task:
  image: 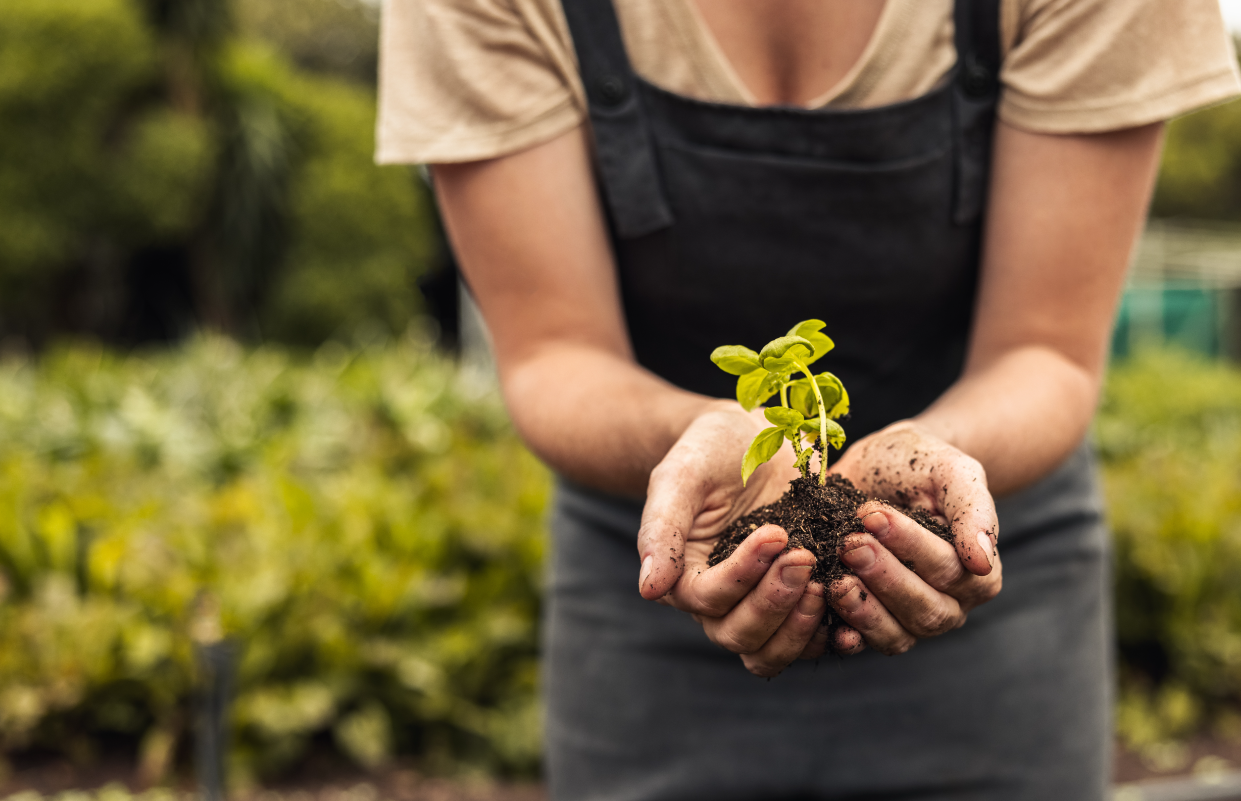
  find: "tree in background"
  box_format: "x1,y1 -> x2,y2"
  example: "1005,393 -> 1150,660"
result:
235,0 -> 381,86
1150,39 -> 1241,223
0,0 -> 432,348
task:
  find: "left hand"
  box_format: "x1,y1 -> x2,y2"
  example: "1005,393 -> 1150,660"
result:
827,421 -> 1002,655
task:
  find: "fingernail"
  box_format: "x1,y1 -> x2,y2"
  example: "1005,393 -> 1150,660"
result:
781,564 -> 812,589
861,511 -> 889,537
835,583 -> 864,613
797,589 -> 824,615
841,544 -> 875,570
976,532 -> 993,568
639,555 -> 652,590
757,540 -> 785,560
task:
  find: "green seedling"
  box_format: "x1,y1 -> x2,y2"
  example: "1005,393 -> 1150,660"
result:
710,319 -> 849,486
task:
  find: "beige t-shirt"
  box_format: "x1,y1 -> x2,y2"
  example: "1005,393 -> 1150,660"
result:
376,0 -> 1241,164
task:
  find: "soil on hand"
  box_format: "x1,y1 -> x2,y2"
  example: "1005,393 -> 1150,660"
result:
707,474 -> 955,588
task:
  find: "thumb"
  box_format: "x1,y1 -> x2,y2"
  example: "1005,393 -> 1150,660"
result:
636,462 -> 701,600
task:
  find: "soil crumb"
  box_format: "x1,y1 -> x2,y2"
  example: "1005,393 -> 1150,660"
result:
707,475 -> 955,588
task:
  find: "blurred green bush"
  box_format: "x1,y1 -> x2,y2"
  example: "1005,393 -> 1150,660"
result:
1150,37 -> 1241,223
1098,349 -> 1241,764
0,0 -> 432,346
3,340 -> 1241,780
0,335 -> 549,783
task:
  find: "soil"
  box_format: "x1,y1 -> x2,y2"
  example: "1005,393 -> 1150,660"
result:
707,474 -> 955,588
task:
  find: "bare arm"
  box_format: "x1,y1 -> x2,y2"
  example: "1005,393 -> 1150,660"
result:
433,126 -> 713,497
914,120 -> 1165,495
435,127 -> 832,674
823,120 -> 1165,656
434,118 -> 1165,673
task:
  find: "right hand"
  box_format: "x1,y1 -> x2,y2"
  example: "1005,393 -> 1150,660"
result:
637,401 -> 863,676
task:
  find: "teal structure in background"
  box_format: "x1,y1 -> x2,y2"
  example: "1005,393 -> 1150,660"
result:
1110,221 -> 1241,361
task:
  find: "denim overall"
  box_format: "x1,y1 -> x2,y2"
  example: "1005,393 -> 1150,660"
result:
545,0 -> 1111,797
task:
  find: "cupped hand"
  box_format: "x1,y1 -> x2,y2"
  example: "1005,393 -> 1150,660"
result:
828,421 -> 1002,655
637,401 -> 855,676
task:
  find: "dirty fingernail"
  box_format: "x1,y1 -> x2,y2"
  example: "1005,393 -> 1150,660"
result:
835,583 -> 864,613
757,540 -> 785,560
841,544 -> 875,570
638,555 -> 652,590
976,532 -> 993,568
797,590 -> 824,616
781,564 -> 812,588
861,511 -> 889,537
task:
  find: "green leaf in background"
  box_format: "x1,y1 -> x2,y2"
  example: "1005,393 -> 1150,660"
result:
788,373 -> 846,418
741,426 -> 785,485
787,379 -> 814,418
736,368 -> 780,411
0,334 -> 549,780
817,373 -> 849,418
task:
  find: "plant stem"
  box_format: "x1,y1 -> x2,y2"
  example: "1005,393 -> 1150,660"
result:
793,359 -> 830,485
780,381 -> 809,479
790,428 -> 808,479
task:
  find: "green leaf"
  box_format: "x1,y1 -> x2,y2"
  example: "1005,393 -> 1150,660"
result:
820,417 -> 847,449
710,345 -> 761,376
764,407 -> 804,428
788,320 -> 827,338
799,417 -> 845,449
787,320 -> 835,366
815,373 -> 846,416
786,374 -> 845,418
787,379 -> 815,417
815,373 -> 849,418
758,336 -> 813,368
741,426 -> 784,485
761,356 -> 798,375
736,368 -> 780,411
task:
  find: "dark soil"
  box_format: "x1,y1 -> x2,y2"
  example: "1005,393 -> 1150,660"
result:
707,474 -> 954,588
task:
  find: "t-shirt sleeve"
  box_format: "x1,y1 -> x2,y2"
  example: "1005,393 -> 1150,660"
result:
998,0 -> 1241,134
376,0 -> 586,164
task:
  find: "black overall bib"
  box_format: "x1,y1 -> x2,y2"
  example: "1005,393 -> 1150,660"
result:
546,1 -> 1112,798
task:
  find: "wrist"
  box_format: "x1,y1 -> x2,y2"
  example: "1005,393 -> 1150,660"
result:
899,415 -> 960,451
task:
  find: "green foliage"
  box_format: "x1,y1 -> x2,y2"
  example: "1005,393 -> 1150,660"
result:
0,0 -> 433,346
1098,348 -> 1241,761
236,0 -> 380,85
1151,41 -> 1241,222
0,0 -> 158,279
4,788 -> 190,801
0,335 -> 549,781
711,319 -> 848,485
216,44 -> 434,344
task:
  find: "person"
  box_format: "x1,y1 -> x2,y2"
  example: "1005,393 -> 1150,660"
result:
378,1 -> 1241,798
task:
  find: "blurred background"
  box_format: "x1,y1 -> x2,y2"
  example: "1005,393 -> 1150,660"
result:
3,0 -> 1241,798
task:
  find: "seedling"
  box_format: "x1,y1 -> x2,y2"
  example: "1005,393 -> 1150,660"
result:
710,320 -> 849,486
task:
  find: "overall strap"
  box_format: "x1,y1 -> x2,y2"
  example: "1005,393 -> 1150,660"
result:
561,0 -> 674,239
951,0 -> 1002,225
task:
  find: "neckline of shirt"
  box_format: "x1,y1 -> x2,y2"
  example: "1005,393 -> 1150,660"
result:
673,0 -> 901,109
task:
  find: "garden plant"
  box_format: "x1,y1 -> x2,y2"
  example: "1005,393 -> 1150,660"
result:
706,319 -> 954,591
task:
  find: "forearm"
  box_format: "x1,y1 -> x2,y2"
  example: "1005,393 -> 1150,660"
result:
912,345 -> 1099,496
914,122 -> 1165,496
500,343 -> 723,495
